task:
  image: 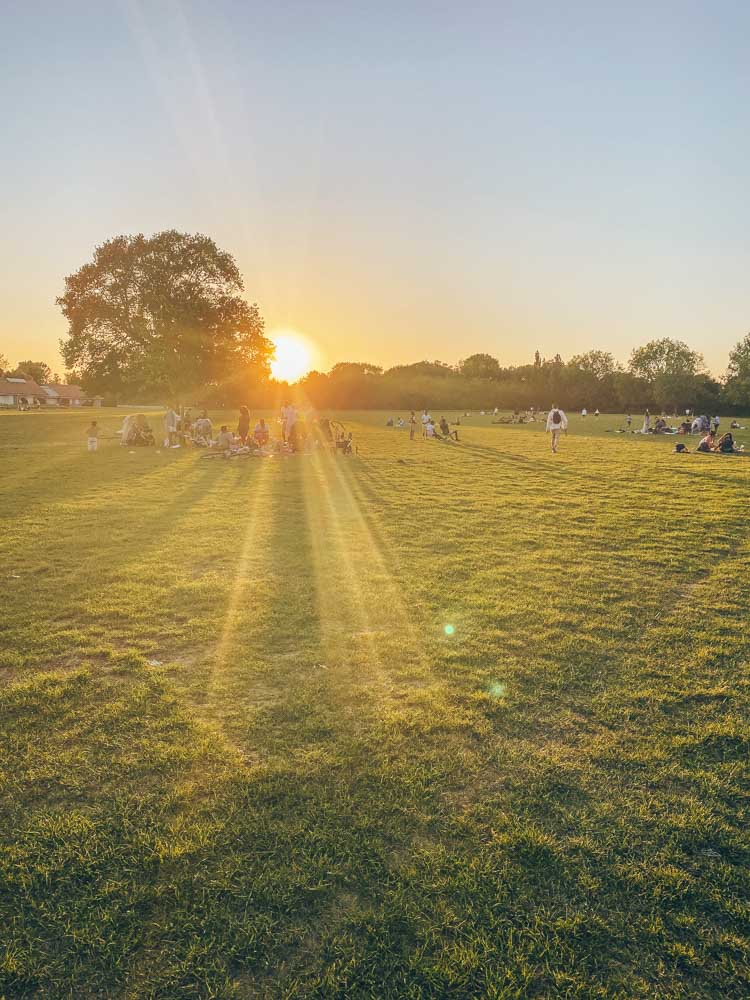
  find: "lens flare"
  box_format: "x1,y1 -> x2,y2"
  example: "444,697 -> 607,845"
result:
444,624 -> 455,636
488,682 -> 507,699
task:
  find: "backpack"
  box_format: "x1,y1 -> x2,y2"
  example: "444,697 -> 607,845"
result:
552,409 -> 562,425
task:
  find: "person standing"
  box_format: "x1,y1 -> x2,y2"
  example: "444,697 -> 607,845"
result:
626,413 -> 632,429
237,405 -> 250,444
281,402 -> 297,443
421,409 -> 430,438
86,420 -> 100,452
642,409 -> 651,433
409,410 -> 417,441
546,405 -> 568,453
163,407 -> 179,447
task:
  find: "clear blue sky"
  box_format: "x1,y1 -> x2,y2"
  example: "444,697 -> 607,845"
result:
2,0 -> 749,375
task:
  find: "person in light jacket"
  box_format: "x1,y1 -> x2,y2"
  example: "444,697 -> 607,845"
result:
546,405 -> 568,453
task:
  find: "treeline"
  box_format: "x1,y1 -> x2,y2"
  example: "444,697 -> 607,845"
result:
229,338 -> 750,414
50,230 -> 750,413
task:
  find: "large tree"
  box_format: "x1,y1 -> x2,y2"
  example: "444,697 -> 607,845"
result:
13,360 -> 52,385
724,332 -> 750,407
459,353 -> 501,380
0,353 -> 8,374
57,230 -> 272,399
628,338 -> 704,382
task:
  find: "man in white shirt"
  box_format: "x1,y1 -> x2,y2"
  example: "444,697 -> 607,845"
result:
546,405 -> 568,453
421,410 -> 431,438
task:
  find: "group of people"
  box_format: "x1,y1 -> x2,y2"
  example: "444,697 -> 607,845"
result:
679,430 -> 744,455
93,404 -> 745,461
385,411 -> 459,442
113,404 -> 354,459
636,410 -> 745,439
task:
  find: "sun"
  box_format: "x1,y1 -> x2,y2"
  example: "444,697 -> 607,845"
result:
269,331 -> 316,383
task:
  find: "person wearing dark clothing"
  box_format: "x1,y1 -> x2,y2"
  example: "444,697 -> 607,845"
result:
237,405 -> 251,444
439,416 -> 458,441
715,432 -> 737,454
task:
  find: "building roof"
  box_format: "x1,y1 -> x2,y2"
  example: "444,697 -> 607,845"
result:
43,383 -> 86,399
0,377 -> 45,397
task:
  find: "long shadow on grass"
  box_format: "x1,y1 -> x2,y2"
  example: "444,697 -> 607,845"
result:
460,439 -> 587,481
2,461 -> 237,666
0,449 -> 197,526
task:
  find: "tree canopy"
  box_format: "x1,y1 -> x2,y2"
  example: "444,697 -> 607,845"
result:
725,332 -> 750,406
569,350 -> 620,380
13,361 -> 53,385
459,353 -> 502,380
628,338 -> 704,382
57,230 -> 272,400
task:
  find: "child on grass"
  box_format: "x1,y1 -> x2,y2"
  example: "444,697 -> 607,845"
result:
86,420 -> 100,452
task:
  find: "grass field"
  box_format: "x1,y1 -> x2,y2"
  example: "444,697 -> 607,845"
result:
2,408 -> 750,998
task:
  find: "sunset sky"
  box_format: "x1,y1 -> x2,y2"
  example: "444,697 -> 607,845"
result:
2,1 -> 750,377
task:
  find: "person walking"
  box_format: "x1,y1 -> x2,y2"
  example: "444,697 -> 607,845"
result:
546,405 -> 568,453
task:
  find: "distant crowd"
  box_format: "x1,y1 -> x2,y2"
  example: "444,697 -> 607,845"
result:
98,404 -> 355,458
80,404 -> 745,460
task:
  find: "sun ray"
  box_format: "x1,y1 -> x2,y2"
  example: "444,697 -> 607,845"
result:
207,454 -> 276,701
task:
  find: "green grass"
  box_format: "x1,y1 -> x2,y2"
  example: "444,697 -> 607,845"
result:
1,408 -> 749,998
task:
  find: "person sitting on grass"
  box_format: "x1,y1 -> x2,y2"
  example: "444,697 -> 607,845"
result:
335,428 -> 353,454
254,418 -> 269,447
122,413 -> 155,447
439,416 -> 458,441
714,431 -> 739,454
696,431 -> 715,453
216,425 -> 235,454
193,411 -> 213,446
